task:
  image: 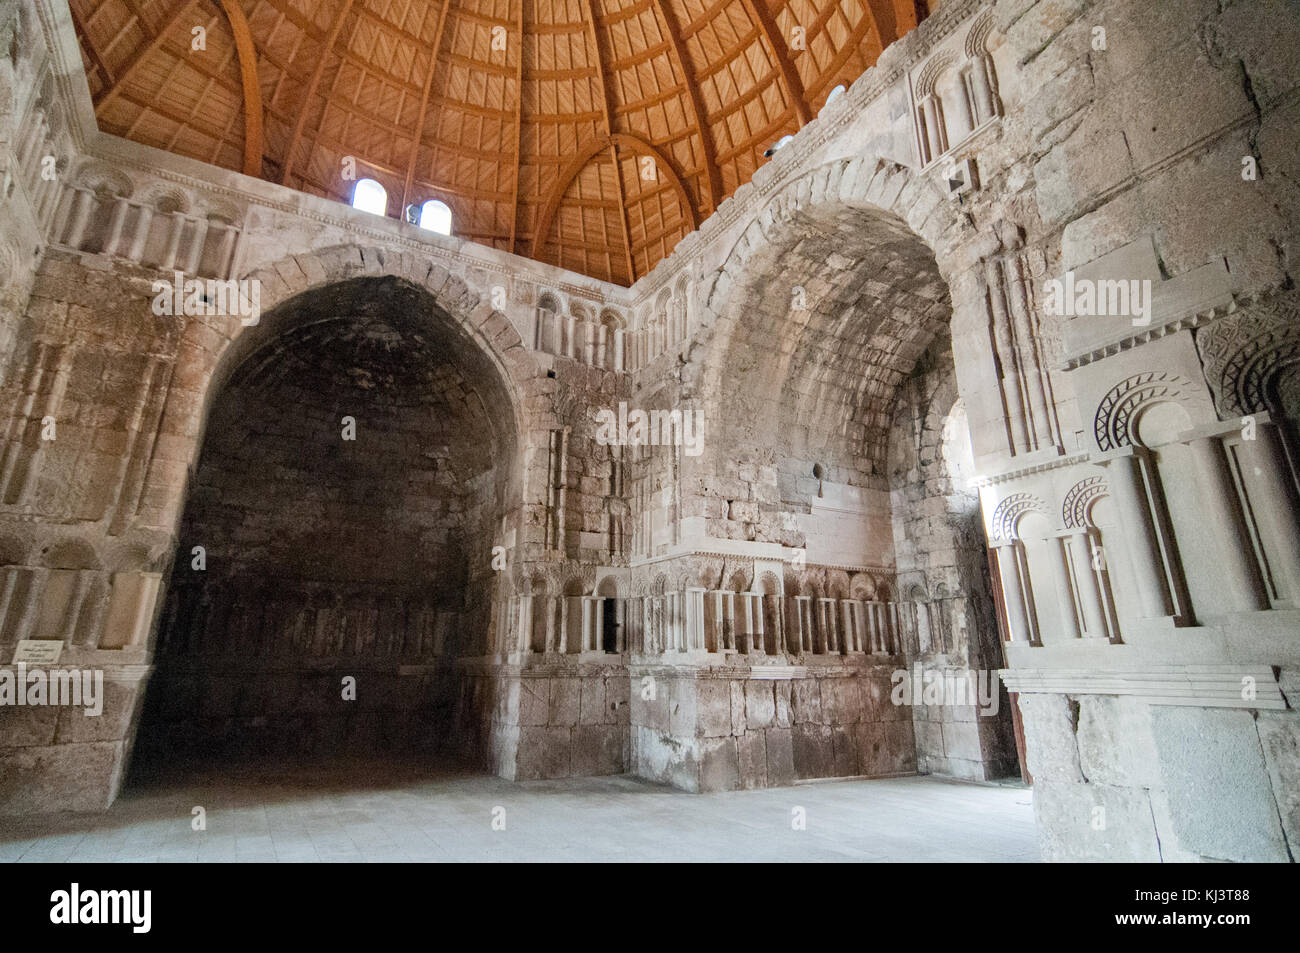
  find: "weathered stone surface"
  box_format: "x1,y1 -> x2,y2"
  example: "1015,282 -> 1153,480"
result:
1256,710 -> 1300,856
1033,779 -> 1163,863
1150,707 -> 1290,863
1018,694 -> 1084,783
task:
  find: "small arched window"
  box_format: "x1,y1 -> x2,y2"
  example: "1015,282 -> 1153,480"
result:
825,84 -> 846,107
352,178 -> 388,216
419,199 -> 452,235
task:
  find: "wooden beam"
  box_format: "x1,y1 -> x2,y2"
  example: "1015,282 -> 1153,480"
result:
530,132 -> 699,264
580,0 -> 636,282
69,3 -> 116,87
216,0 -> 264,178
867,0 -> 901,45
739,0 -> 812,126
93,0 -> 197,110
399,0 -> 455,210
281,0 -> 355,187
508,0 -> 527,254
806,6 -> 890,105
650,0 -> 723,213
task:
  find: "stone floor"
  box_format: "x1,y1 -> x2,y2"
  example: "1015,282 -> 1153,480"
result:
0,758 -> 1039,862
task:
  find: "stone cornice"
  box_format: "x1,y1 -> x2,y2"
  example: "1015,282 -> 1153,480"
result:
969,451 -> 1093,488
1061,285 -> 1290,371
999,665 -> 1287,709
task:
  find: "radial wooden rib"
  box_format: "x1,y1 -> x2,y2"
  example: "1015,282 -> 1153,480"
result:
280,0 -> 355,186
739,0 -> 811,126
650,0 -> 722,213
531,132 -> 698,264
580,0 -> 634,282
93,0 -> 197,109
400,0 -> 454,211
215,0 -> 264,177
508,0 -> 527,253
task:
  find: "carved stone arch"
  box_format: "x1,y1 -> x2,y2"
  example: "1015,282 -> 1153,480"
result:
699,155 -> 965,481
136,183 -> 191,214
654,286 -> 672,318
826,569 -> 850,599
1195,291 -> 1300,420
1093,372 -> 1198,451
783,567 -> 802,595
1062,475 -> 1109,530
111,543 -> 162,573
964,9 -> 997,58
73,161 -> 133,198
160,244 -> 539,576
41,538 -> 100,570
756,571 -> 781,596
706,157 -> 964,316
915,49 -> 959,101
990,492 -> 1052,541
849,572 -> 876,600
199,197 -> 243,227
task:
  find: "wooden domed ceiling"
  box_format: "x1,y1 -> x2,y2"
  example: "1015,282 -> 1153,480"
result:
70,0 -> 925,285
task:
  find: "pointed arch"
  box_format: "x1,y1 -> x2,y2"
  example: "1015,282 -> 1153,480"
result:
530,133 -> 700,265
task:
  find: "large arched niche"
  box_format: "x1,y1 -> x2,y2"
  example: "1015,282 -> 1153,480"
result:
689,164 -> 959,552
134,270 -> 527,772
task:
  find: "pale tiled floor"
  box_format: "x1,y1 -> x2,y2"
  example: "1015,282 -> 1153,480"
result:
0,758 -> 1039,862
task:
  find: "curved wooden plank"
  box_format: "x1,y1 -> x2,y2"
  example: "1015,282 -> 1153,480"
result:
216,0 -> 264,177
530,132 -> 699,264
650,0 -> 723,213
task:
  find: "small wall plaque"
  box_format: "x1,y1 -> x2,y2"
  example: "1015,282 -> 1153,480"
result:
11,640 -> 64,665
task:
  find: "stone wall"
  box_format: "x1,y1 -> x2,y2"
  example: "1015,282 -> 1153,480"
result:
629,664 -> 917,792
888,335 -> 1019,780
